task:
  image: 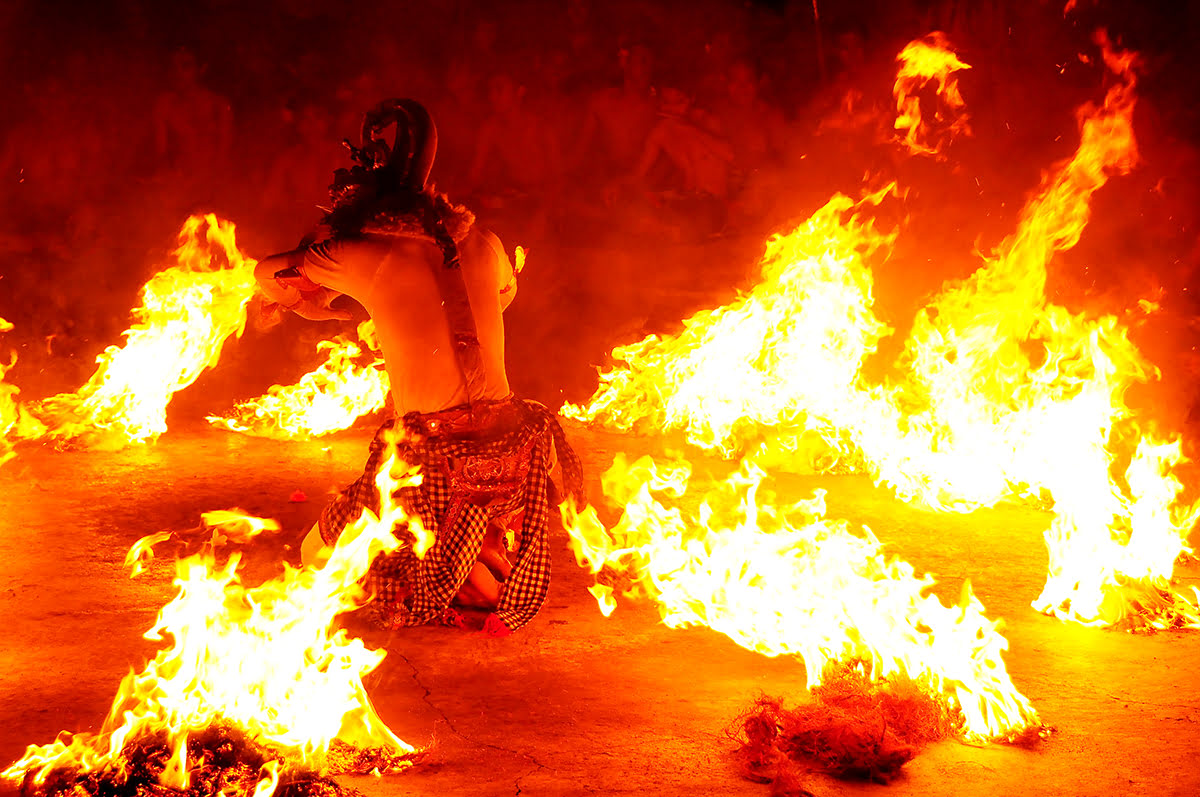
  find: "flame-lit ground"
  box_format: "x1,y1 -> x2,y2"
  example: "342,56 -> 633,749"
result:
3,424 -> 1198,796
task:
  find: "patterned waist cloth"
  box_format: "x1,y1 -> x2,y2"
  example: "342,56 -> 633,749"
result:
319,397 -> 584,633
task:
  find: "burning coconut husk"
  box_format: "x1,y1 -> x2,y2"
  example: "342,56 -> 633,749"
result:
732,664 -> 979,796
563,451 -> 1043,742
557,28 -> 1176,779
3,442 -> 426,797
10,725 -> 416,797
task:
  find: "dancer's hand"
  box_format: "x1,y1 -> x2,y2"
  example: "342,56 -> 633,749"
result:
290,288 -> 353,321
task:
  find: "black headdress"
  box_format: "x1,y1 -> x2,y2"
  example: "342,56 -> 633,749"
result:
323,99 -> 451,237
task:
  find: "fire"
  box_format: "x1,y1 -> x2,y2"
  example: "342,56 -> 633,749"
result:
563,452 -> 1041,741
3,436 -> 424,796
210,242 -> 529,442
0,317 -> 47,467
874,37 -> 1200,627
29,214 -> 258,449
208,320 -> 389,440
567,31 -> 1198,642
893,32 -> 972,157
563,184 -> 898,459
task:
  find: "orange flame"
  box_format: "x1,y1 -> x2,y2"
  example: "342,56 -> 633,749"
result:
563,452 -> 1041,741
567,30 -> 1197,648
563,183 -> 899,457
208,320 -> 389,440
2,437 -> 424,795
893,32 -> 972,157
0,318 -> 47,467
211,243 -> 529,442
28,215 -> 257,449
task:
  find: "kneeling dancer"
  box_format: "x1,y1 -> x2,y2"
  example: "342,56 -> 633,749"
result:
255,99 -> 583,634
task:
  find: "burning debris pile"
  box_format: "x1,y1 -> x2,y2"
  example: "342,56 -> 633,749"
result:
11,726 -> 395,797
1,17 -> 1196,796
2,451 -> 425,797
563,453 -> 1040,741
556,29 -> 1200,786
734,664 -> 963,795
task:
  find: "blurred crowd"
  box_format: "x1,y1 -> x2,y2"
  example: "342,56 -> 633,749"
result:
3,0 -> 1200,403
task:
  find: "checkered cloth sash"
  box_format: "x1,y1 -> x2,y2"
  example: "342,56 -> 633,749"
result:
319,398 -> 584,631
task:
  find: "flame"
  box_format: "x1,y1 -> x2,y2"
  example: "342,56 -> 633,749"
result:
29,215 -> 258,449
567,30 -> 1198,646
563,183 -> 898,458
3,434 -> 424,795
0,318 -> 47,467
211,241 -> 530,442
199,509 -> 284,544
893,32 -> 972,157
563,452 -> 1041,741
208,320 -> 389,440
876,36 -> 1200,627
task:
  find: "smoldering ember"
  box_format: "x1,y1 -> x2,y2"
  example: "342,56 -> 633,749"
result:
2,1 -> 1200,795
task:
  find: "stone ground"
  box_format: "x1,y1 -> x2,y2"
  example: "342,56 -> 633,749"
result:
2,423 -> 1199,797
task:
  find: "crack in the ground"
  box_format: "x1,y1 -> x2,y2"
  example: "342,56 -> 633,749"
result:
395,649 -> 550,795
1107,693 -> 1200,713
513,763 -> 543,796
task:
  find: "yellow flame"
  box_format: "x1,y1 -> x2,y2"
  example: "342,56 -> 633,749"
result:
199,509 -> 283,545
564,183 -> 899,457
563,452 -> 1041,741
124,530 -> 174,578
0,318 -> 47,467
2,436 -> 424,794
28,215 -> 257,449
208,320 -> 389,440
893,32 -> 972,157
213,241 -> 530,442
568,33 -> 1198,642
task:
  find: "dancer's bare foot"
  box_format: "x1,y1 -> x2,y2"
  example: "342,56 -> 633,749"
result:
455,562 -> 501,608
477,524 -> 513,582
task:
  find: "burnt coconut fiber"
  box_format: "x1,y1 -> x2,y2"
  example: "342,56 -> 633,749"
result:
733,663 -> 958,796
13,724 -> 424,797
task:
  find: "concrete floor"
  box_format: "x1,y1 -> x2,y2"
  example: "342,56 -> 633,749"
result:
2,424 -> 1200,797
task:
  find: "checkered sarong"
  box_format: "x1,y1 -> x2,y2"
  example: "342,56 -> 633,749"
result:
319,398 -> 583,632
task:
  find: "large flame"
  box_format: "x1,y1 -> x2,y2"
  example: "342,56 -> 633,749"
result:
563,451 -> 1040,741
208,320 -> 389,440
567,31 -> 1198,640
893,32 -> 972,157
3,436 -> 424,796
564,184 -> 898,458
29,215 -> 257,449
